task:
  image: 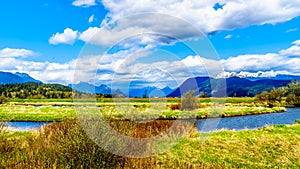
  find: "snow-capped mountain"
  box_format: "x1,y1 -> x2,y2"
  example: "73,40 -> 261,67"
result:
217,71 -> 300,81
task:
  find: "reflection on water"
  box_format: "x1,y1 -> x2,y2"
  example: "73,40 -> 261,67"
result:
197,108 -> 300,132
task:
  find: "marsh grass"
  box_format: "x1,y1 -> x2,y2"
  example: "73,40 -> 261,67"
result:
0,119 -> 194,168
0,104 -> 76,122
1,118 -> 300,168
0,120 -> 123,168
0,122 -> 6,134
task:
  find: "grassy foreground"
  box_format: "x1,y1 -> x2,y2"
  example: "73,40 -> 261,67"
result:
1,119 -> 300,168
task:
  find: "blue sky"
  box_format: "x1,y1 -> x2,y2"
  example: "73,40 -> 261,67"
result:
0,0 -> 300,88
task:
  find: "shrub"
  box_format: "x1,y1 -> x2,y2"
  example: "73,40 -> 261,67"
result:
169,104 -> 180,110
0,96 -> 8,104
181,90 -> 199,111
255,88 -> 286,107
286,81 -> 300,107
255,92 -> 269,105
286,94 -> 300,106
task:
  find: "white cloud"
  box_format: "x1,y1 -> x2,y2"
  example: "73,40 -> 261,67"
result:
224,34 -> 233,39
49,28 -> 78,45
216,71 -> 289,78
72,0 -> 96,7
0,48 -> 36,58
56,40 -> 300,85
88,14 -> 95,23
78,13 -> 203,47
279,42 -> 300,56
69,0 -> 300,48
3,38 -> 300,87
222,41 -> 300,74
0,57 -> 75,84
79,26 -> 150,47
286,28 -> 298,33
101,0 -> 300,34
292,40 -> 300,46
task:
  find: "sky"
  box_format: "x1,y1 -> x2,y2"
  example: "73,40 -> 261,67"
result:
0,0 -> 300,89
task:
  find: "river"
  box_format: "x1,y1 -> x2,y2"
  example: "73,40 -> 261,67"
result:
4,122 -> 51,131
197,108 -> 300,132
3,108 -> 300,132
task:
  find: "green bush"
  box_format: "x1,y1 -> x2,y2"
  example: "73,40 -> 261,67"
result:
0,96 -> 8,104
255,88 -> 286,107
180,90 -> 199,111
286,82 -> 300,106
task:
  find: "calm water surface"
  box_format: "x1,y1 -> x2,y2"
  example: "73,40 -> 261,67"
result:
3,108 -> 300,131
197,108 -> 300,132
5,122 -> 50,131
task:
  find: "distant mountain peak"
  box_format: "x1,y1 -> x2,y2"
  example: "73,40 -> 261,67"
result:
0,71 -> 41,84
217,71 -> 278,79
14,72 -> 42,83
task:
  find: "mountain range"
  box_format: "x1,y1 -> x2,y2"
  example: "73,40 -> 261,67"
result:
0,71 -> 299,97
167,76 -> 291,97
69,82 -> 174,98
69,82 -> 112,95
0,71 -> 41,84
218,72 -> 300,81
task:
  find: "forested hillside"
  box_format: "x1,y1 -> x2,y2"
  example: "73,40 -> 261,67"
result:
0,83 -> 73,99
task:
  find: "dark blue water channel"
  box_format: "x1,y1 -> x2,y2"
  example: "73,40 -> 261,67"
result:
197,108 -> 300,132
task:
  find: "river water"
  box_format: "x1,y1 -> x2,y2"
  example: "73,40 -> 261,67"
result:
3,108 -> 300,132
196,108 -> 300,132
4,122 -> 50,131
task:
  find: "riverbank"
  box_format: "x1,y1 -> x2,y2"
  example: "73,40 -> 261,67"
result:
1,119 -> 300,168
0,103 -> 286,122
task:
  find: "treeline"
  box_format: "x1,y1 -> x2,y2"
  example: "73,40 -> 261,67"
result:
0,83 -> 74,99
255,81 -> 300,107
0,83 -> 122,100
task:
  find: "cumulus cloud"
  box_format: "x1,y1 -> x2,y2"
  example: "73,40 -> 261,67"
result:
222,41 -> 300,74
49,28 -> 78,45
78,14 -> 201,47
279,41 -> 300,56
0,57 -> 75,84
49,0 -> 300,50
65,0 -> 300,49
79,26 -> 149,47
72,0 -> 96,7
0,48 -> 36,58
101,0 -> 300,33
3,38 -> 300,87
292,40 -> 300,46
48,40 -> 300,85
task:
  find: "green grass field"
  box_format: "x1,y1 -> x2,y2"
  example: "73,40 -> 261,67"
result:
0,101 -> 285,122
9,97 -> 255,104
